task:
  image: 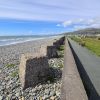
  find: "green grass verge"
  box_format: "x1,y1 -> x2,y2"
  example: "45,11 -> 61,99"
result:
70,36 -> 100,56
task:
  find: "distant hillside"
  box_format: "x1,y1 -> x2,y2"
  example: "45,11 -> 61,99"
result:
65,28 -> 100,35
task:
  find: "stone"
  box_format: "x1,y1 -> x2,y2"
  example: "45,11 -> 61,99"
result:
19,52 -> 50,89
38,85 -> 42,89
19,96 -> 24,100
0,96 -> 3,100
10,95 -> 19,100
44,89 -> 50,95
50,96 -> 55,100
39,97 -> 43,100
16,92 -> 19,97
43,95 -> 49,99
50,91 -> 56,96
56,91 -> 60,96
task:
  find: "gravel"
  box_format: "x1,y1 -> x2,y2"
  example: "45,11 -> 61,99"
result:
0,38 -> 64,100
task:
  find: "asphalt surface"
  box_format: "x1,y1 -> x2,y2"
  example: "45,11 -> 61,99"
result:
69,38 -> 100,100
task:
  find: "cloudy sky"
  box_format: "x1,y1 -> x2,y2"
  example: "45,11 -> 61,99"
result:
0,0 -> 100,35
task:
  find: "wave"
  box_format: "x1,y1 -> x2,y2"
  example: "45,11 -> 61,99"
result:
0,35 -> 61,46
0,37 -> 45,46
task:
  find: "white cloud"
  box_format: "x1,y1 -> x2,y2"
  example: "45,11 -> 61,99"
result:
62,20 -> 72,27
57,18 -> 85,27
0,0 -> 100,21
57,17 -> 100,30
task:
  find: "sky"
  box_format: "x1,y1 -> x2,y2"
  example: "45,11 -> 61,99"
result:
0,0 -> 100,36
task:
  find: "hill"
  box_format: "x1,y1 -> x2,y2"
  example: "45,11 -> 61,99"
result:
65,28 -> 100,35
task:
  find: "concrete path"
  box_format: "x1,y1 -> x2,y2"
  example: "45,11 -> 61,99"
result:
61,39 -> 88,100
69,38 -> 100,100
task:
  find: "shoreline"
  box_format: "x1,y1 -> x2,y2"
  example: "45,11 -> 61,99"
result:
0,36 -> 61,65
0,35 -> 61,47
0,36 -> 64,99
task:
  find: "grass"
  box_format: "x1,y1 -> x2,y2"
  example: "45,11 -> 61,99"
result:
57,50 -> 64,57
10,70 -> 18,78
58,45 -> 64,51
70,36 -> 100,56
57,45 -> 64,57
58,63 -> 63,68
6,63 -> 15,68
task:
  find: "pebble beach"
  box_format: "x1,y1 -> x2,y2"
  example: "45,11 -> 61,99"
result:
0,37 -> 64,100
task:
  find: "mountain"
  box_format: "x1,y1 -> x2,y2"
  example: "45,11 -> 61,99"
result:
65,28 -> 100,35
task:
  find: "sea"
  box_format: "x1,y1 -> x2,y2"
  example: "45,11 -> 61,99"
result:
0,35 -> 56,46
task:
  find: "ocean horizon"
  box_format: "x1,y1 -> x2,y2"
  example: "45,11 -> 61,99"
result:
0,35 -> 60,46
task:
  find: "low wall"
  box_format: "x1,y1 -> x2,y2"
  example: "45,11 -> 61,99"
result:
61,38 -> 88,100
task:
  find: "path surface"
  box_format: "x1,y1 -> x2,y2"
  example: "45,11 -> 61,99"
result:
61,39 -> 88,100
69,38 -> 100,99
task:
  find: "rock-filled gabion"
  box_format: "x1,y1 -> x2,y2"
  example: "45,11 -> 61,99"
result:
19,53 -> 50,89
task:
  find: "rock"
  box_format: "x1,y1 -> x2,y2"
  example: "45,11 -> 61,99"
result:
38,85 -> 42,89
0,86 -> 4,91
10,95 -> 19,100
16,92 -> 19,97
56,91 -> 60,96
8,94 -> 12,98
2,82 -> 5,86
50,96 -> 55,100
43,95 -> 49,99
50,91 -> 56,96
39,96 -> 42,100
19,96 -> 24,100
0,96 -> 3,100
44,89 -> 50,95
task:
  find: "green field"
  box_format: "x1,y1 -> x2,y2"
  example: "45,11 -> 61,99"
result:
70,36 -> 100,56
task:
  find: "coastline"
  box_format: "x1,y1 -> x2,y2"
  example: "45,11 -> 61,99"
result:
0,36 -> 64,99
0,35 -> 61,47
0,36 -> 61,65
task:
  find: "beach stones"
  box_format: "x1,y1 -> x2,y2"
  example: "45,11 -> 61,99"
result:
19,52 -> 49,89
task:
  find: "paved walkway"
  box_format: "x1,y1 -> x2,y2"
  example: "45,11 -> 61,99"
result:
61,39 -> 88,100
69,38 -> 100,100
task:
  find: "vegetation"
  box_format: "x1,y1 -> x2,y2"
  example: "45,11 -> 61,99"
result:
6,63 -> 15,68
58,45 -> 64,51
65,28 -> 100,35
57,45 -> 64,57
58,63 -> 63,68
11,70 -> 18,77
70,36 -> 100,56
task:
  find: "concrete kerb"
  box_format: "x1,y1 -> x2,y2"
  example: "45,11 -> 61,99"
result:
61,38 -> 88,100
